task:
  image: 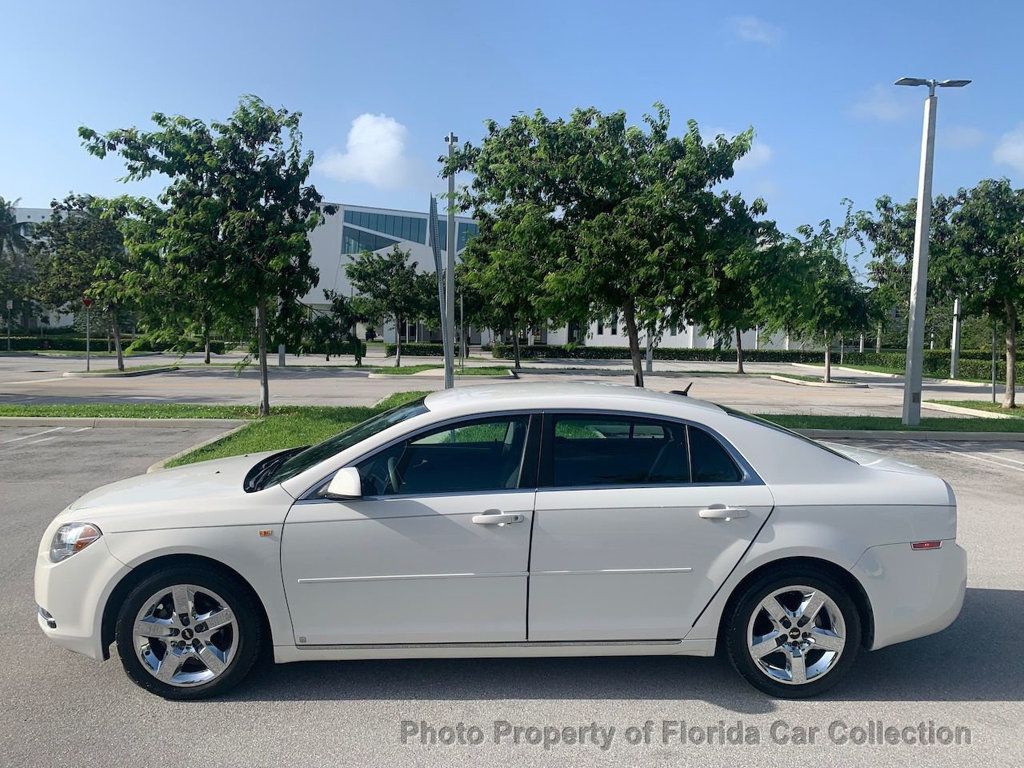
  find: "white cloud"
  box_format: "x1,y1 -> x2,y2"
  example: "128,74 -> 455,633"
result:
994,125 -> 1024,172
850,84 -> 913,122
316,113 -> 414,188
735,141 -> 773,171
940,125 -> 986,150
730,16 -> 782,45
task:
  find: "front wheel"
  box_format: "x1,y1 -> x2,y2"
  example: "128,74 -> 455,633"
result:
724,567 -> 861,698
114,565 -> 263,700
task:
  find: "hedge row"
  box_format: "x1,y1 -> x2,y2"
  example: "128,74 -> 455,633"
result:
384,342 -> 468,357
843,351 -> 1015,380
489,344 -> 827,363
2,336 -> 227,354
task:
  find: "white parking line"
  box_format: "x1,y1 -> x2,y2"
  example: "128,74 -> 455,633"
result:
928,438 -> 1024,467
27,436 -> 60,445
910,439 -> 1024,474
2,427 -> 65,444
70,427 -> 92,433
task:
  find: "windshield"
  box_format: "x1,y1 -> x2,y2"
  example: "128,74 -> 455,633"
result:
264,397 -> 429,487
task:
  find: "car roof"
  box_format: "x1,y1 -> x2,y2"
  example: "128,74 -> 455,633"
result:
422,381 -> 725,418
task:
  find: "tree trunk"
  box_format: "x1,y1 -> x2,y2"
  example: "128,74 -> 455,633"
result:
1004,301 -> 1017,409
256,300 -> 270,417
875,323 -> 882,354
203,324 -> 211,365
622,303 -> 644,387
734,327 -> 745,374
110,309 -> 124,372
824,337 -> 832,383
394,316 -> 402,367
512,332 -> 521,370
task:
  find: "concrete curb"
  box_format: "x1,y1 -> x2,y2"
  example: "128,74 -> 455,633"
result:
796,429 -> 1024,441
147,422 -> 250,472
0,416 -> 246,429
62,366 -> 179,378
770,374 -> 868,389
791,362 -> 898,379
922,402 -> 1015,419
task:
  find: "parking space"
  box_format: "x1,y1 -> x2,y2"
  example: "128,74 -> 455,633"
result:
1,427 -> 1022,767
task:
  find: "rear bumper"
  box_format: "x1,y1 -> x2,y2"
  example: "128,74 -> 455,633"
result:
853,540 -> 966,650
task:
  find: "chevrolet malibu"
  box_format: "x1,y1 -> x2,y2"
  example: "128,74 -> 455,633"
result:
35,383 -> 966,699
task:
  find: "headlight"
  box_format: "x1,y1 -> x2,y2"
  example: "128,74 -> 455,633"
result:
49,523 -> 102,563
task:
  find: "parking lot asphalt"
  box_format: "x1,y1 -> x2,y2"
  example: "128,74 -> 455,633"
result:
1,425 -> 1022,768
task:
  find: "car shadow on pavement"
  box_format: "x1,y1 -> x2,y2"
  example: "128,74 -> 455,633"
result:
225,588 -> 1018,710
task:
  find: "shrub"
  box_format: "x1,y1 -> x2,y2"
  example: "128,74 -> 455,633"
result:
384,342 -> 468,357
489,343 -> 825,363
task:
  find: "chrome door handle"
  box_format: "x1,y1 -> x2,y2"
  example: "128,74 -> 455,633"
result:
471,510 -> 524,526
698,504 -> 749,521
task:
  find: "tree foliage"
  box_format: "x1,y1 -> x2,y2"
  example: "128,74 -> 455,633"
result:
80,95 -> 327,414
446,104 -> 752,385
345,246 -> 433,367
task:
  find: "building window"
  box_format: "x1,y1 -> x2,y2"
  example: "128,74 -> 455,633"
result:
342,226 -> 399,254
596,319 -> 604,335
344,210 -> 427,244
610,312 -> 618,335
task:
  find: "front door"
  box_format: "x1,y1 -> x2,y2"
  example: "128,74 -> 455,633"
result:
282,414 -> 536,645
528,412 -> 774,641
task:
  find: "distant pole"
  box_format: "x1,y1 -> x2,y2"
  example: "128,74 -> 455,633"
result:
443,132 -> 458,389
901,89 -> 937,425
81,296 -> 94,372
85,306 -> 91,372
459,292 -> 465,370
950,297 -> 962,379
894,75 -> 971,425
5,299 -> 11,352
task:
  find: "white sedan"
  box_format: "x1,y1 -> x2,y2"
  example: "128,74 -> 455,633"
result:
35,383 -> 966,699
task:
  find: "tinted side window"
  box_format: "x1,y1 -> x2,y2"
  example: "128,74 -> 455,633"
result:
355,416 -> 530,496
548,416 -> 689,488
688,426 -> 743,483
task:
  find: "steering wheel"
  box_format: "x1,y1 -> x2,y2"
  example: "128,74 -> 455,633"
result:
387,456 -> 401,494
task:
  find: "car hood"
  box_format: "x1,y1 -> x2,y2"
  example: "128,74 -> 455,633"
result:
67,452 -> 278,513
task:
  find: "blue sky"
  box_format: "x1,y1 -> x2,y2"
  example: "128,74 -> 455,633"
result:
3,0 -> 1021,243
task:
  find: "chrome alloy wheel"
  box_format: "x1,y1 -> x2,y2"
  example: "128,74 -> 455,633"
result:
133,584 -> 238,687
746,584 -> 846,685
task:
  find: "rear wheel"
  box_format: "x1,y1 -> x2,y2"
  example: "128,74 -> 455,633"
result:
725,566 -> 861,698
114,565 -> 262,700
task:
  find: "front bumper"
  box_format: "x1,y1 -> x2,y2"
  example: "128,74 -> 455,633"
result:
34,536 -> 130,660
853,540 -> 967,650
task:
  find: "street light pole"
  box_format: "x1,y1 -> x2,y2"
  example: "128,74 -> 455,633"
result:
443,132 -> 458,389
894,76 -> 971,425
950,297 -> 962,379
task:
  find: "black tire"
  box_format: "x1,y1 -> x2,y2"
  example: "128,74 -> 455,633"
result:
114,564 -> 263,700
724,565 -> 861,699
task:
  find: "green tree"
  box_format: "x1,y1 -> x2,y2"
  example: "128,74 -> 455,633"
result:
80,95 -> 328,415
794,205 -> 871,382
346,246 -> 433,367
308,289 -> 363,363
687,193 -> 791,373
0,197 -> 36,338
945,179 -> 1024,408
446,104 -> 751,385
31,194 -> 151,370
458,204 -> 553,369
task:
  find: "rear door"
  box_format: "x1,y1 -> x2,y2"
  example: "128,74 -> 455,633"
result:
528,412 -> 774,641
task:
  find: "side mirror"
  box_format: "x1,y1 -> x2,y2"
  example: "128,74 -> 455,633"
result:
323,467 -> 362,500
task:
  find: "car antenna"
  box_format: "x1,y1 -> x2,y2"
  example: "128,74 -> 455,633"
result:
670,382 -> 693,397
